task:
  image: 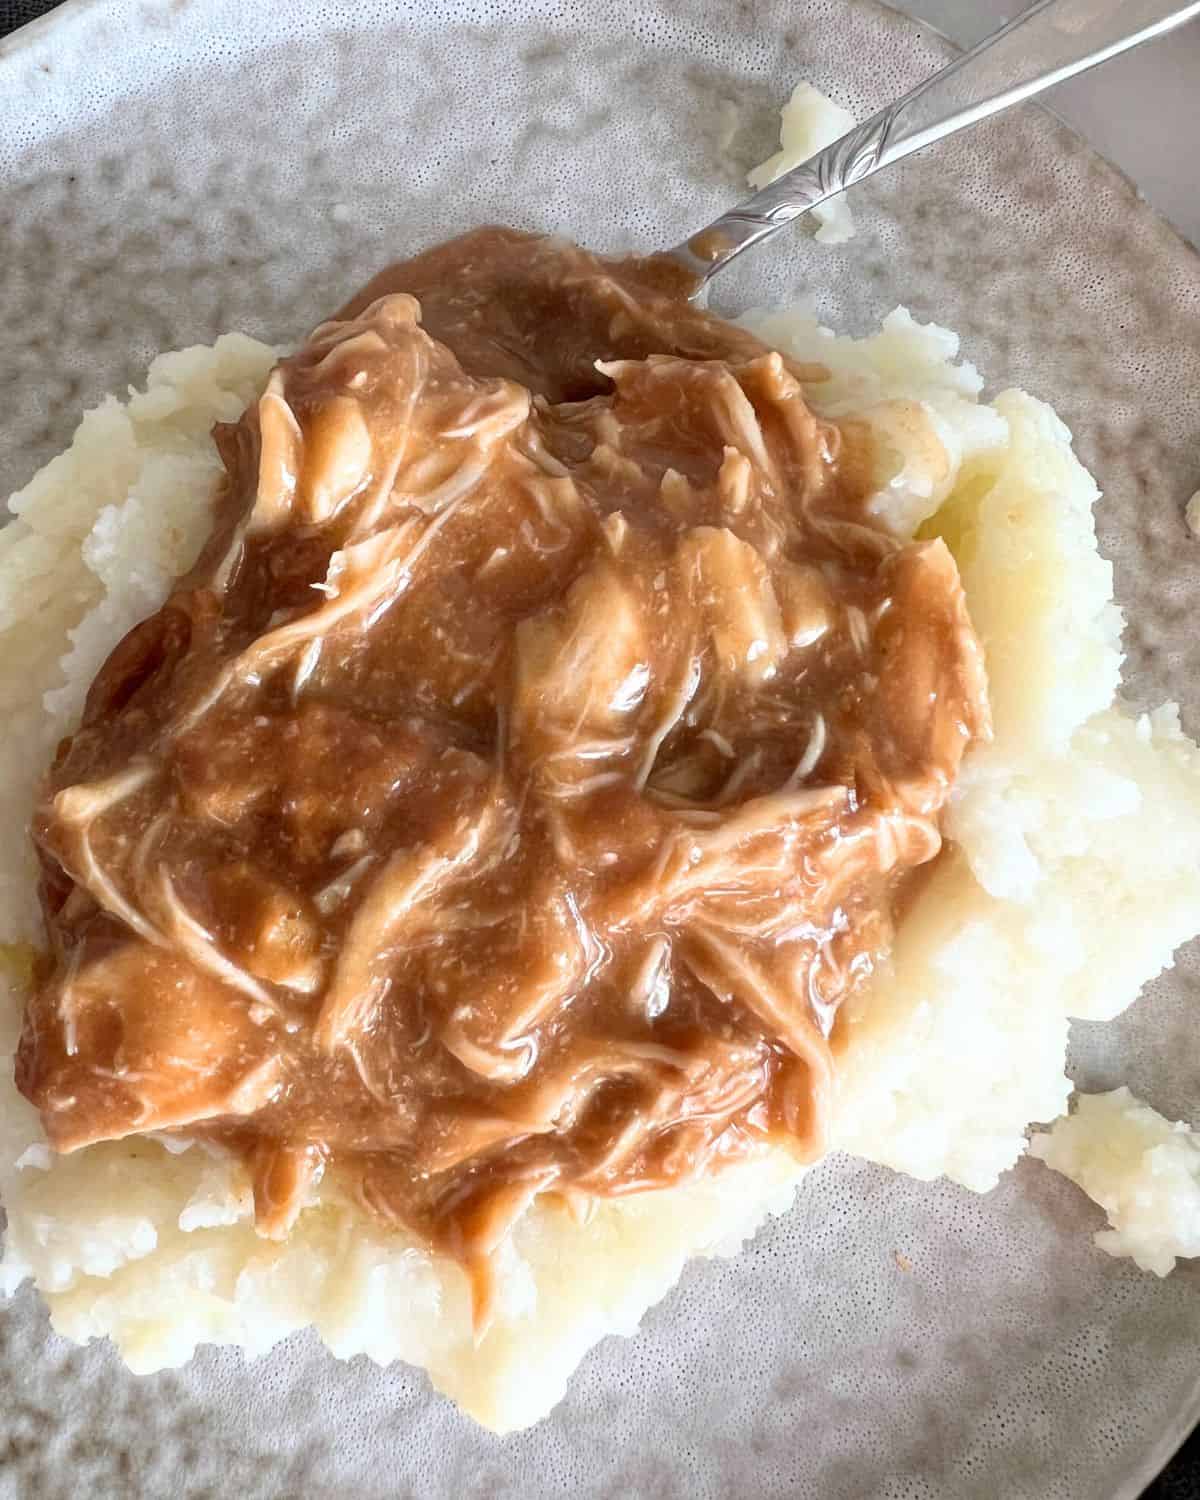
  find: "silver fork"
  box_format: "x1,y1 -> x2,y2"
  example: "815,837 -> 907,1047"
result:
667,0 -> 1200,295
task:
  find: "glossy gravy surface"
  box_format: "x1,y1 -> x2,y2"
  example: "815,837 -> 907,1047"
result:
17,230 -> 989,1316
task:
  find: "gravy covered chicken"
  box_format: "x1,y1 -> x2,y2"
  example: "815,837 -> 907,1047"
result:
16,230 -> 989,1318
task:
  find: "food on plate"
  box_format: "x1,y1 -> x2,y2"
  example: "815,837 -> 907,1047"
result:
15,226 -> 990,1329
3,88 -> 1199,1436
1031,1089 -> 1200,1276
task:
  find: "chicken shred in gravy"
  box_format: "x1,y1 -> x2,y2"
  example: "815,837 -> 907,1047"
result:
17,229 -> 989,1322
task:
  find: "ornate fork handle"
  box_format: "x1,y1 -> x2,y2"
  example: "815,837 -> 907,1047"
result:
667,0 -> 1200,293
733,103 -> 902,231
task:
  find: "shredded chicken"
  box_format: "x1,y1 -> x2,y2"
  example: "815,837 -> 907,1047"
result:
19,228 -> 988,1323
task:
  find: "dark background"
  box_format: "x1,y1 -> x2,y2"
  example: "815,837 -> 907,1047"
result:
2,0 -> 1197,1494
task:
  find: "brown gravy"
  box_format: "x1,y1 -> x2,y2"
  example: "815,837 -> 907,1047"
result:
16,229 -> 989,1321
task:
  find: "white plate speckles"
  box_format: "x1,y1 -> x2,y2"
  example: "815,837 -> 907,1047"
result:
2,2 -> 1200,1495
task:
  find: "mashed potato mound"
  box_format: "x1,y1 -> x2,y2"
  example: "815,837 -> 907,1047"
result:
2,300 -> 1199,1431
1030,1089 -> 1200,1276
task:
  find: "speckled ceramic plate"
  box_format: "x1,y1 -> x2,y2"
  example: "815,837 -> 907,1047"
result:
3,1 -> 1200,1495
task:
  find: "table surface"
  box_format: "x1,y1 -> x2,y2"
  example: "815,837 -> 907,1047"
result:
2,1 -> 1198,1496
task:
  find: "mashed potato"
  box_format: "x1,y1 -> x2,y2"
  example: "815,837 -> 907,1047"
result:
2,297 -> 1199,1431
1031,1090 -> 1200,1276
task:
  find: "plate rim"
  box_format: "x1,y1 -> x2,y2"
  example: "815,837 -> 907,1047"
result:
0,0 -> 105,59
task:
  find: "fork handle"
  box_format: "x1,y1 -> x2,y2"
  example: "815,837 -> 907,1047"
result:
668,0 -> 1200,289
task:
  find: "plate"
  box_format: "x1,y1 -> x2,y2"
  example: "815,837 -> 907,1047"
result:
2,1 -> 1199,1494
